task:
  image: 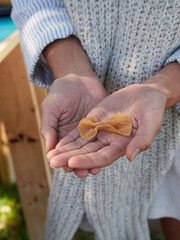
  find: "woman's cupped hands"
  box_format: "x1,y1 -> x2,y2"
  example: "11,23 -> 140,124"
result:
47,82 -> 167,178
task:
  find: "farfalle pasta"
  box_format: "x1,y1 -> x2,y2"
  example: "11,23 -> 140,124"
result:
78,112 -> 132,140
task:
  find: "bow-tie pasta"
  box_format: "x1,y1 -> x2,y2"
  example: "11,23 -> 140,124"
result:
78,112 -> 132,140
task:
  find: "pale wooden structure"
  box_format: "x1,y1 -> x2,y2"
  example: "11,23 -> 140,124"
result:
0,121 -> 15,184
0,0 -> 11,5
0,30 -> 51,240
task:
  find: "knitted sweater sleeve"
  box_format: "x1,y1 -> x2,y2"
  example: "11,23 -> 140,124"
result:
11,0 -> 77,89
164,46 -> 180,112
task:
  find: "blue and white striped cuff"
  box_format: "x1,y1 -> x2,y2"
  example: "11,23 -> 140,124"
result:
12,5 -> 77,89
164,47 -> 180,66
164,47 -> 180,112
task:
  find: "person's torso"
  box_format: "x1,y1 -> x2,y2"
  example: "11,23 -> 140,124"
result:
64,0 -> 180,92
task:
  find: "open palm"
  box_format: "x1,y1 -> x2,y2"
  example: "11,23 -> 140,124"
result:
40,74 -> 107,174
48,83 -> 167,177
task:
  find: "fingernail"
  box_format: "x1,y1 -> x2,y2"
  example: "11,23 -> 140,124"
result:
131,148 -> 140,161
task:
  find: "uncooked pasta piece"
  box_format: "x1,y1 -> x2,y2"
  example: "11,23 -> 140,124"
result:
78,112 -> 132,140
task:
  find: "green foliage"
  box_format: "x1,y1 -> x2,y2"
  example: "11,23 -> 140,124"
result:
0,183 -> 28,240
149,220 -> 165,240
0,183 -> 164,240
73,228 -> 94,240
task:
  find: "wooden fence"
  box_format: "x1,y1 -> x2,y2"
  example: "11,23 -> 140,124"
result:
0,30 -> 51,240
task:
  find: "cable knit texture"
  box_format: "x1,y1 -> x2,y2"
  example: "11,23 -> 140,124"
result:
11,1 -> 180,240
42,1 -> 180,239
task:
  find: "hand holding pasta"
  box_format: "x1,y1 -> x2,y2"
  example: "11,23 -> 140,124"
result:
47,82 -> 167,177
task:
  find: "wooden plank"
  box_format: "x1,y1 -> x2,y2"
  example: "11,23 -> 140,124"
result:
31,85 -> 54,176
29,83 -> 53,176
0,30 -> 19,63
0,44 -> 51,240
0,121 -> 10,184
0,0 -> 11,5
0,120 -> 16,184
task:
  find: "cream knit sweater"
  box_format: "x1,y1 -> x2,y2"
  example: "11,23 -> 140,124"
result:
11,0 -> 180,239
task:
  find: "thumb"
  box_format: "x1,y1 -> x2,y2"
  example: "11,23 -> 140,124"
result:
40,105 -> 59,153
126,118 -> 162,161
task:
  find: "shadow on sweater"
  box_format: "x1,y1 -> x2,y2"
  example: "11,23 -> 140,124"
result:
73,220 -> 165,240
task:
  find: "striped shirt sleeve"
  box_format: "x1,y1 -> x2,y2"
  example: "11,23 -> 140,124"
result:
164,47 -> 180,66
11,0 -> 77,89
164,46 -> 180,112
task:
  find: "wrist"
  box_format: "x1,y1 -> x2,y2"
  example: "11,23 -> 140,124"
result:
43,36 -> 95,79
55,73 -> 107,95
50,74 -> 107,106
142,62 -> 180,109
142,77 -> 168,107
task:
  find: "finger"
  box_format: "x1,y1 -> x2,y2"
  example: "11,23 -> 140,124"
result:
50,141 -> 105,168
89,168 -> 101,175
41,126 -> 58,153
47,136 -> 88,160
126,118 -> 162,161
74,169 -> 89,178
56,128 -> 80,148
47,149 -> 60,161
62,166 -> 74,172
56,136 -> 90,154
68,143 -> 125,169
41,104 -> 59,153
